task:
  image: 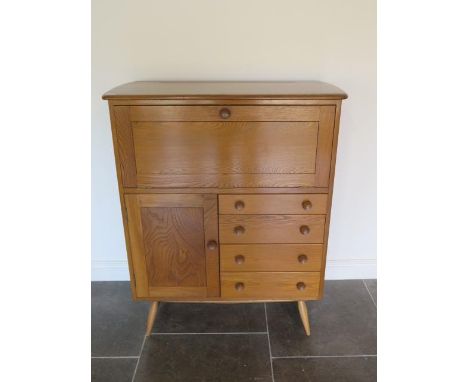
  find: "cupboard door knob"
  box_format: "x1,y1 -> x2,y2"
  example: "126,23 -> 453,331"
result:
302,200 -> 312,210
207,240 -> 218,250
298,254 -> 308,264
219,107 -> 231,119
235,282 -> 245,291
234,226 -> 245,235
234,200 -> 245,210
235,255 -> 245,264
300,225 -> 310,235
296,282 -> 306,291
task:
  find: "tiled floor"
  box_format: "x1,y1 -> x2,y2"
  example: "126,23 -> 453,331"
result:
92,280 -> 377,381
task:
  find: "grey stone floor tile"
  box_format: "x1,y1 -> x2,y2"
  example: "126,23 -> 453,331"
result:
153,302 -> 267,333
92,281 -> 148,356
134,334 -> 272,382
266,280 -> 377,356
273,356 -> 376,382
91,358 -> 137,382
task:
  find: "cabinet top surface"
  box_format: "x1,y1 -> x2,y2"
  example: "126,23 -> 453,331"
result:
102,81 -> 347,100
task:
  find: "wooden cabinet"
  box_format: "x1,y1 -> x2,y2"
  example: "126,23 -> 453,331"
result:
103,81 -> 347,336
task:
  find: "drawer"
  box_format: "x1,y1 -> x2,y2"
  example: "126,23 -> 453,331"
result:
219,215 -> 326,244
220,244 -> 323,272
221,272 -> 321,299
130,105 -> 320,122
219,194 -> 328,215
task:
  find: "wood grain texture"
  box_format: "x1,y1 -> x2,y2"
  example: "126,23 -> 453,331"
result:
145,302 -> 158,336
124,187 -> 330,194
133,121 -> 318,176
124,194 -> 220,299
102,81 -> 348,100
297,301 -> 311,336
203,194 -> 220,297
112,107 -> 136,187
141,206 -> 206,288
221,272 -> 321,299
219,194 -> 328,215
318,102 -> 343,298
137,173 -> 315,189
220,244 -> 323,272
108,103 -> 137,297
130,105 -> 321,121
315,106 -> 336,187
124,195 -> 149,297
219,215 -> 326,244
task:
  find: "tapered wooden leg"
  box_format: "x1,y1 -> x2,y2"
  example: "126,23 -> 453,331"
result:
297,301 -> 311,336
145,302 -> 158,336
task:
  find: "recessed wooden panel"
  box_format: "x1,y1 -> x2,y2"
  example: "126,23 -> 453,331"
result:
221,272 -> 321,300
219,194 -> 328,215
220,244 -> 323,272
219,215 -> 326,244
124,194 -> 220,299
129,105 -> 321,121
141,207 -> 206,288
133,121 -> 318,175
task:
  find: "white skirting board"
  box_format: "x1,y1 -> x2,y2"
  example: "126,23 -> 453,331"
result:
91,258 -> 377,281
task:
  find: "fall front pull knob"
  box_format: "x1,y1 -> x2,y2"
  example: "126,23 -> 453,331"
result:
235,282 -> 245,291
298,254 -> 308,264
219,107 -> 231,119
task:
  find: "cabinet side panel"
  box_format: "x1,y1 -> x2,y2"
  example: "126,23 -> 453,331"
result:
113,106 -> 137,187
319,102 -> 342,297
315,106 -> 336,187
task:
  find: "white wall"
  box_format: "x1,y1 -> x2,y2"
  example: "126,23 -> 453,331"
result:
92,0 -> 376,280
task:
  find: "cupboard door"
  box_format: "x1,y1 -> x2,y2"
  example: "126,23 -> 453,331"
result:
124,194 -> 219,299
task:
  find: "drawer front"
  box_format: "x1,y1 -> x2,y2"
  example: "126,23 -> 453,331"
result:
219,194 -> 328,215
219,215 -> 326,244
220,244 -> 323,272
130,105 -> 320,122
221,272 -> 320,299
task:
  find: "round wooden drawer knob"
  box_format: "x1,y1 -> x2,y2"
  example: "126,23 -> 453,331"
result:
235,282 -> 245,291
235,255 -> 245,264
296,282 -> 306,291
298,254 -> 308,264
207,240 -> 218,250
234,226 -> 245,235
234,200 -> 245,210
300,225 -> 310,235
302,200 -> 313,210
219,107 -> 231,119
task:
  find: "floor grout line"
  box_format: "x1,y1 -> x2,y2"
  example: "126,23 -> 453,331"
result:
264,303 -> 275,382
362,279 -> 377,308
149,332 -> 268,335
131,335 -> 147,382
92,356 -> 139,359
272,354 -> 377,359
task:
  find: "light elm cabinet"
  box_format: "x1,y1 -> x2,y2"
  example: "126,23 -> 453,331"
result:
103,81 -> 347,336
